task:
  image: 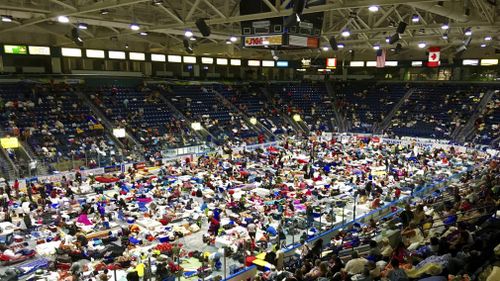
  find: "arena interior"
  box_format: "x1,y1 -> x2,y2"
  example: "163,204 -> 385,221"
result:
0,0 -> 499,280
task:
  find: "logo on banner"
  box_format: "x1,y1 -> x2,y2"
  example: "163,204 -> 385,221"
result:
244,35 -> 282,47
428,47 -> 440,67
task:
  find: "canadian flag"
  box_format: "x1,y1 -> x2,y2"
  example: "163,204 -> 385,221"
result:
428,47 -> 440,67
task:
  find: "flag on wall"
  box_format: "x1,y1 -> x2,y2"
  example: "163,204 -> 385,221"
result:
428,47 -> 440,67
376,49 -> 386,68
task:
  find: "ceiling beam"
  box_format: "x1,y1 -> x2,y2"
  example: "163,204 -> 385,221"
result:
373,5 -> 397,27
157,4 -> 184,24
202,0 -> 227,19
48,0 -> 77,11
0,0 -> 150,34
281,0 -> 293,10
262,0 -> 279,13
185,0 -> 202,21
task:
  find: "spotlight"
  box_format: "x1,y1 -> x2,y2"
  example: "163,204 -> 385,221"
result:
77,23 -> 88,30
229,36 -> 238,42
373,44 -> 380,50
322,46 -> 329,51
130,23 -> 140,30
1,15 -> 13,22
100,9 -> 110,15
337,43 -> 345,49
484,36 -> 492,41
341,29 -> 350,37
139,32 -> 148,36
58,15 -> 69,23
183,39 -> 193,53
480,43 -> 487,48
368,5 -> 379,12
184,30 -> 193,38
71,27 -> 83,46
464,28 -> 472,36
411,14 -> 419,23
441,23 -> 449,30
442,34 -> 448,40
418,42 -> 426,48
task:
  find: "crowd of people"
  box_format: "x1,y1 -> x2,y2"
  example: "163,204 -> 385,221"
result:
0,133 -> 497,281
386,85 -> 486,139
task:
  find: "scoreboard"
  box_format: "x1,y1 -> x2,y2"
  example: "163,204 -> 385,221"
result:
240,0 -> 325,49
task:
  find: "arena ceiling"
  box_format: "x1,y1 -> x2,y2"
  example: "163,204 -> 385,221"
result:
0,0 -> 499,60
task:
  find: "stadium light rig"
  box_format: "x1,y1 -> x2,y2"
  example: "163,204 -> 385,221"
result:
58,15 -> 70,23
130,23 -> 140,30
1,15 -> 13,22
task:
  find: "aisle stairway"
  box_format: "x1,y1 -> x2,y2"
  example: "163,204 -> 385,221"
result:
211,86 -> 276,140
376,87 -> 415,134
456,89 -> 495,143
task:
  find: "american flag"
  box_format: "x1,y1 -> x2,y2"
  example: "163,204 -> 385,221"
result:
376,49 -> 386,68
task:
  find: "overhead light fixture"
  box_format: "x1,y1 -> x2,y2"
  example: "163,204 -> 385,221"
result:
337,43 -> 345,49
418,42 -> 426,48
373,44 -> 380,50
58,15 -> 70,23
77,23 -> 88,30
190,37 -> 196,41
484,36 -> 492,41
441,23 -> 449,30
442,33 -> 448,40
184,30 -> 193,38
341,29 -> 350,37
100,9 -> 110,15
130,23 -> 140,30
322,46 -> 329,51
225,40 -> 232,44
151,0 -> 163,5
139,31 -> 148,36
480,43 -> 487,48
411,14 -> 419,23
385,37 -> 390,43
229,36 -> 238,42
295,13 -> 301,22
1,15 -> 13,22
464,28 -> 472,36
125,43 -> 129,49
368,5 -> 379,12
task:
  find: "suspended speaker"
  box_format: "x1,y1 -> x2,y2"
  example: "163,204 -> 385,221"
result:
396,21 -> 407,34
329,36 -> 338,51
293,0 -> 306,14
195,18 -> 211,37
284,13 -> 298,28
388,33 -> 400,44
395,43 -> 402,54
